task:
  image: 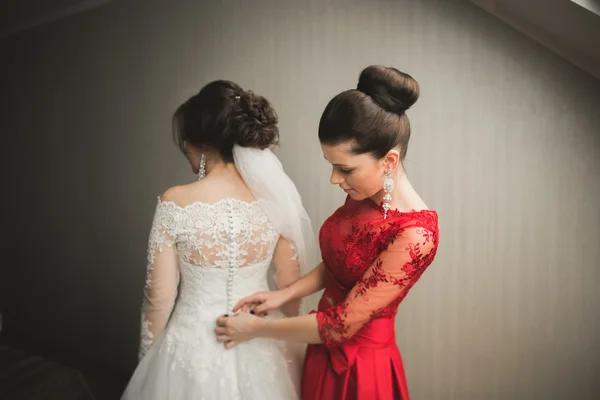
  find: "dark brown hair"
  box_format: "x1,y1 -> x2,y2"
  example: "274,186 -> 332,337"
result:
318,65 -> 420,161
173,80 -> 279,162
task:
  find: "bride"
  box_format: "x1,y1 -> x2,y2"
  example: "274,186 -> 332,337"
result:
121,80 -> 316,399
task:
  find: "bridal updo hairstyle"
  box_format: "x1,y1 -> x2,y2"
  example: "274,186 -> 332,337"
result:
318,65 -> 420,161
173,80 -> 279,162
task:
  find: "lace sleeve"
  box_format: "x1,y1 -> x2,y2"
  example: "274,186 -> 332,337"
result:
272,236 -> 302,316
316,225 -> 437,347
139,201 -> 180,360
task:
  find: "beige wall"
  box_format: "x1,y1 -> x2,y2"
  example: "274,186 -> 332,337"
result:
1,0 -> 599,398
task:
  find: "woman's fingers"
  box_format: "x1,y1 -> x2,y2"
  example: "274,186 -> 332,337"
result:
254,303 -> 272,314
215,317 -> 233,336
225,340 -> 238,350
233,296 -> 258,312
216,315 -> 235,345
233,293 -> 266,312
214,326 -> 229,335
216,335 -> 231,343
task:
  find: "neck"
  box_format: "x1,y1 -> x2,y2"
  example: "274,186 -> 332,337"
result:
205,158 -> 237,176
200,150 -> 244,180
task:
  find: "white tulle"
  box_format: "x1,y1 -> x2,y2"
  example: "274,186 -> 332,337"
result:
232,145 -> 318,281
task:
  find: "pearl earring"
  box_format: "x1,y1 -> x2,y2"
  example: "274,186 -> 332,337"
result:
382,171 -> 394,219
198,153 -> 206,180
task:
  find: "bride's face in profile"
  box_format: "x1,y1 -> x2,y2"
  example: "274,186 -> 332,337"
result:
321,142 -> 398,201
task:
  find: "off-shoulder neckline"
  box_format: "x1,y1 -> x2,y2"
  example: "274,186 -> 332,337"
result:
157,197 -> 260,210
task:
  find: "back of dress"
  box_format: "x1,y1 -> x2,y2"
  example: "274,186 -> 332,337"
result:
123,196 -> 304,400
140,197 -> 284,359
122,80 -> 309,399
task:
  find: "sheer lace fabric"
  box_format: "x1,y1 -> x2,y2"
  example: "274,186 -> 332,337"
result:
315,198 -> 439,347
302,197 -> 439,400
123,198 -> 302,400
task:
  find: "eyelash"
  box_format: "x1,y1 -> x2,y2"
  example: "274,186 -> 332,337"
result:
339,168 -> 354,175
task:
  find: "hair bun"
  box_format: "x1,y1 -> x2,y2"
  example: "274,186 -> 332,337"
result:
232,91 -> 279,149
356,65 -> 420,114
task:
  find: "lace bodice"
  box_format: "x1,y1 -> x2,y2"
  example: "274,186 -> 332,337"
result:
148,199 -> 280,269
139,198 -> 300,359
316,197 -> 439,347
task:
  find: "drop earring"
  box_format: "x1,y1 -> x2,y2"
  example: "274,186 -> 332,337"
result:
198,153 -> 206,180
382,171 -> 394,219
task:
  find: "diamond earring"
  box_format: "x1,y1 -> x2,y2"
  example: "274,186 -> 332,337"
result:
382,171 -> 394,219
198,153 -> 206,180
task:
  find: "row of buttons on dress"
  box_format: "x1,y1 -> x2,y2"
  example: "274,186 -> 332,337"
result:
227,201 -> 237,314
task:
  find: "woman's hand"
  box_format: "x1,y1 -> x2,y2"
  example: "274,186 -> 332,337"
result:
233,289 -> 291,316
215,313 -> 265,349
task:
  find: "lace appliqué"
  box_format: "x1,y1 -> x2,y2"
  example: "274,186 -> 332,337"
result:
316,302 -> 350,347
140,201 -> 180,359
289,242 -> 298,261
337,221 -> 403,276
139,199 -> 280,360
355,261 -> 389,300
161,199 -> 279,268
139,317 -> 153,359
316,200 -> 439,347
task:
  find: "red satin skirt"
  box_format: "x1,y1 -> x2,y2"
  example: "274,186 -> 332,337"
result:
301,317 -> 409,400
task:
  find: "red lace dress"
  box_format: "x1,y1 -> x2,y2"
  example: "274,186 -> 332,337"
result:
302,197 -> 439,400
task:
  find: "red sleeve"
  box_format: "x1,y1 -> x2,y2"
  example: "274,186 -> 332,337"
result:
316,226 -> 437,347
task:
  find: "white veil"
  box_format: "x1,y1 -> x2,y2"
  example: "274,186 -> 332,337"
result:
233,144 -> 317,280
233,144 -> 316,392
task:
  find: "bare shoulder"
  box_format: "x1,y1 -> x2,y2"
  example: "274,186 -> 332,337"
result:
159,185 -> 188,204
159,176 -> 240,207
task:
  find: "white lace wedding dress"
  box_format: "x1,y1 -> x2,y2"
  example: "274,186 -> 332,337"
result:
121,198 -> 304,400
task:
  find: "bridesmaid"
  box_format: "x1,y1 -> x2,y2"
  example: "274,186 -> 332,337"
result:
215,65 -> 440,400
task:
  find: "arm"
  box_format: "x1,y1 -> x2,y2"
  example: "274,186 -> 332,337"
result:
139,200 -> 180,360
314,226 -> 436,346
220,226 -> 436,346
233,260 -> 325,314
281,261 -> 325,304
271,237 -> 302,317
257,313 -> 321,344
